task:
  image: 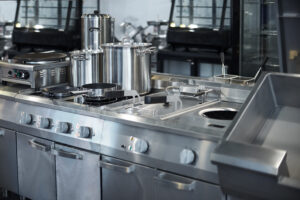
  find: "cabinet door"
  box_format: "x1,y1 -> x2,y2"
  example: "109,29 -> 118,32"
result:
17,133 -> 56,200
101,156 -> 156,200
154,171 -> 225,200
55,144 -> 101,200
0,128 -> 18,194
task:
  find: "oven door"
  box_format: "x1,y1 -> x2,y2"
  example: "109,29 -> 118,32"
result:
55,144 -> 101,200
154,171 -> 225,200
17,132 -> 56,200
100,155 -> 156,200
0,128 -> 18,194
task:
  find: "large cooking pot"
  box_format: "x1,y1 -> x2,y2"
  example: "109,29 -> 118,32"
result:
81,11 -> 114,50
70,49 -> 103,87
102,41 -> 156,95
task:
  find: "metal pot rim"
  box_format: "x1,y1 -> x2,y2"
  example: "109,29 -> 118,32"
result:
81,13 -> 112,19
70,49 -> 103,56
101,42 -> 152,48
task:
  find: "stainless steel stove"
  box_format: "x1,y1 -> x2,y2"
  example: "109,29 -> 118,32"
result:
0,74 -> 252,200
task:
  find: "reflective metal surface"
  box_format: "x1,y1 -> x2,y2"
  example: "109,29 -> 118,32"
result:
212,73 -> 300,199
17,133 -> 56,200
0,73 -> 252,199
101,155 -> 156,200
0,59 -> 69,88
102,42 -> 154,94
70,50 -> 103,87
81,12 -> 114,50
55,144 -> 101,200
0,128 -> 18,194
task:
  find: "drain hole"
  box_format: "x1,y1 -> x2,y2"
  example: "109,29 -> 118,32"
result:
199,108 -> 238,120
208,124 -> 225,129
203,110 -> 237,120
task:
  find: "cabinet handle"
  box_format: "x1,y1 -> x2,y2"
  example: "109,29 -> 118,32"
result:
99,160 -> 135,174
0,129 -> 5,137
154,172 -> 196,191
28,139 -> 51,152
52,149 -> 83,160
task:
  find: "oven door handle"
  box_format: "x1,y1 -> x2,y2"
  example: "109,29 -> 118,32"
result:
52,149 -> 83,160
154,172 -> 196,191
99,160 -> 135,174
28,139 -> 51,152
0,129 -> 5,137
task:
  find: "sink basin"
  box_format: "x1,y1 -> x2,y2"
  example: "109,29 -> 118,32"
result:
199,107 -> 237,120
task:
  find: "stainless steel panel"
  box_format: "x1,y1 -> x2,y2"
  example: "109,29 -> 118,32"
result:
0,61 -> 69,89
0,128 -> 18,194
154,171 -> 224,200
100,120 -> 220,183
212,73 -> 300,199
102,43 -> 153,94
101,155 -> 156,200
81,13 -> 114,50
17,133 -> 56,200
55,144 -> 101,200
70,50 -> 103,87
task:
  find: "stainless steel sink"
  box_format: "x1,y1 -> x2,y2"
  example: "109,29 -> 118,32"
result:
211,73 -> 300,199
199,107 -> 238,120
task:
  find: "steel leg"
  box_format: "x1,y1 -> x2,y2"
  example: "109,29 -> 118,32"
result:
0,189 -> 8,198
19,196 -> 26,200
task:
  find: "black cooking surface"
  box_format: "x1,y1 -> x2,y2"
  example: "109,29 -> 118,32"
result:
82,83 -> 117,90
80,95 -> 121,106
13,52 -> 67,64
29,85 -> 131,106
41,86 -> 79,99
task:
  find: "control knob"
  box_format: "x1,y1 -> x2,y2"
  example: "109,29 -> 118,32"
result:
40,118 -> 52,129
21,113 -> 33,125
59,122 -> 72,134
79,126 -> 92,138
132,138 -> 149,153
180,149 -> 195,165
21,71 -> 30,79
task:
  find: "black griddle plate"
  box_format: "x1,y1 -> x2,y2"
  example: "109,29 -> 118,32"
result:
13,52 -> 67,64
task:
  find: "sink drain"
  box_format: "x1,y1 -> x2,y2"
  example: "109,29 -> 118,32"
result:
199,107 -> 237,120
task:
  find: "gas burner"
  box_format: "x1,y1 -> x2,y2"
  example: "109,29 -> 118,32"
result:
41,86 -> 79,99
72,95 -> 128,107
82,95 -> 120,106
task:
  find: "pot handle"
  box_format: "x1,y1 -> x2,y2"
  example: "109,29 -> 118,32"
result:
137,47 -> 157,56
89,27 -> 100,32
71,54 -> 88,61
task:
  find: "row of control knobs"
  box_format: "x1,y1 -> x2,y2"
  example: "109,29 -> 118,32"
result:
128,137 -> 195,164
21,113 -> 92,138
22,113 -> 196,164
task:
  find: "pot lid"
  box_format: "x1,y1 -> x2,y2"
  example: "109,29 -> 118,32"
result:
13,52 -> 67,64
81,11 -> 112,19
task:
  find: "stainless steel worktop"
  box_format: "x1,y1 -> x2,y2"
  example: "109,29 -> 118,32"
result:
212,73 -> 300,199
0,74 -> 251,142
0,73 -> 252,191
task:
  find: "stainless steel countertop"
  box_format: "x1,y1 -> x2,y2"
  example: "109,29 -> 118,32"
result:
0,74 -> 252,142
